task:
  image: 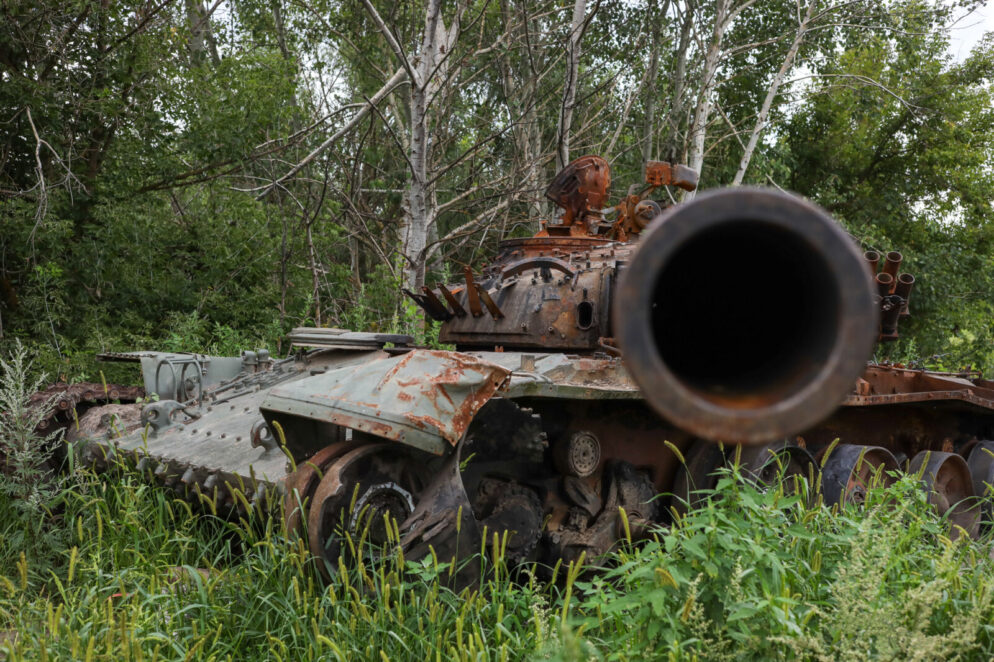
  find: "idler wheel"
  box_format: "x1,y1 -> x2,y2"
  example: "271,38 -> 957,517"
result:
820,444 -> 898,506
283,441 -> 359,537
967,441 -> 994,525
909,450 -> 979,539
347,481 -> 416,546
307,445 -> 427,577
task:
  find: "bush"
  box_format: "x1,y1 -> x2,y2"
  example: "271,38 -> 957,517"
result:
570,465 -> 994,661
0,342 -> 74,580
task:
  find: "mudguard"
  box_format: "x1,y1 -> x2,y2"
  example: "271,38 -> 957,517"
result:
261,350 -> 511,455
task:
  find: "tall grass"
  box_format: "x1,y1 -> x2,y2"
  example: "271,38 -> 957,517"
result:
3,461 -> 994,661
2,347 -> 994,662
0,464 -> 556,661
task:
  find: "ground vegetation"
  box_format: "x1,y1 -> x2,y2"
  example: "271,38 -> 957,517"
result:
3,354 -> 994,660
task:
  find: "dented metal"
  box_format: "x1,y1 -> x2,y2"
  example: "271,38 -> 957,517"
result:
262,350 -> 510,454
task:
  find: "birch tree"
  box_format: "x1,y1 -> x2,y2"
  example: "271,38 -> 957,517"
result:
684,0 -> 755,199
556,0 -> 591,171
731,0 -> 816,185
641,0 -> 669,174
658,1 -> 694,163
497,0 -> 555,221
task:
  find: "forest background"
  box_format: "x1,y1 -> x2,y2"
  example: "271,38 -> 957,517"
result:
1,0 -> 992,384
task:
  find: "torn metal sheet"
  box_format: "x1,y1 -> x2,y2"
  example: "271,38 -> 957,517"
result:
262,350 -> 511,455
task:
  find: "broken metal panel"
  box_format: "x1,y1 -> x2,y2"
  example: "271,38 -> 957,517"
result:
262,350 -> 511,455
845,365 -> 994,410
403,287 -> 452,322
437,283 -> 467,318
464,267 -> 483,318
471,351 -> 640,400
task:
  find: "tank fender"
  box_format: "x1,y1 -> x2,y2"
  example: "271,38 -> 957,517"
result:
261,350 -> 511,455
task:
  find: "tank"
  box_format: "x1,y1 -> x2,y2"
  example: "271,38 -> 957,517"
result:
57,155 -> 994,576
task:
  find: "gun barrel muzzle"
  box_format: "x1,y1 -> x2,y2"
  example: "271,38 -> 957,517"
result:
615,188 -> 877,444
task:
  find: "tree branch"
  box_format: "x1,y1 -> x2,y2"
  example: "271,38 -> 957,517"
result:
360,0 -> 418,84
242,67 -> 410,197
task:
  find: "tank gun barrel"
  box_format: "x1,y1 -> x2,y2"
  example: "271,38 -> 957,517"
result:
615,188 -> 878,445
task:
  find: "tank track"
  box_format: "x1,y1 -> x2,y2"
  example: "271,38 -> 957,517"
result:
30,382 -> 145,435
75,404 -> 288,518
12,382 -> 146,475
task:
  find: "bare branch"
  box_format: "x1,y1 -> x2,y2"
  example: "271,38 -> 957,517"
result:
733,0 -> 815,185
26,108 -> 47,245
436,173 -> 513,215
789,73 -> 920,110
429,197 -> 511,254
606,54 -> 653,158
360,0 -> 418,83
243,68 -> 410,197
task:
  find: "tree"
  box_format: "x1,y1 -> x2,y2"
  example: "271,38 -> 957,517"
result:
2,0 -> 991,378
785,1 -> 994,369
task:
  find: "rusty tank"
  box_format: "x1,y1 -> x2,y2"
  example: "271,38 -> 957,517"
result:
64,155 -> 994,575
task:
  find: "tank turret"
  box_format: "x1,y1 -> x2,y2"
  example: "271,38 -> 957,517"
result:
406,156 -> 699,352
406,157 -> 883,444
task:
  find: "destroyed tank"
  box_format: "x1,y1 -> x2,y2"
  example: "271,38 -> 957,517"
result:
64,155 -> 994,575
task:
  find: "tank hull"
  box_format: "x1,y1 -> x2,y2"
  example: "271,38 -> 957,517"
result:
72,345 -> 994,570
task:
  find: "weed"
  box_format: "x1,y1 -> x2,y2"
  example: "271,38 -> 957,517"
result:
3,410 -> 994,659
0,341 -> 74,581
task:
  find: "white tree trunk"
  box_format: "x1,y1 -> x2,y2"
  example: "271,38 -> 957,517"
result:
684,0 -> 733,199
403,82 -> 431,290
641,0 -> 667,173
498,0 -> 545,227
556,0 -> 588,172
731,0 -> 815,185
398,0 -> 465,290
660,3 -> 693,163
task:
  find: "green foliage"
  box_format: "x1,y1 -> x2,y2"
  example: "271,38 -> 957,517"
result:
569,465 -> 994,660
0,342 -> 72,580
1,0 -> 992,381
5,444 -> 994,659
783,1 -> 994,372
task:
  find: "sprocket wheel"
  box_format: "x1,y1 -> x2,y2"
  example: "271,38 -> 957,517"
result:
282,441 -> 360,538
820,444 -> 898,506
306,444 -> 429,578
